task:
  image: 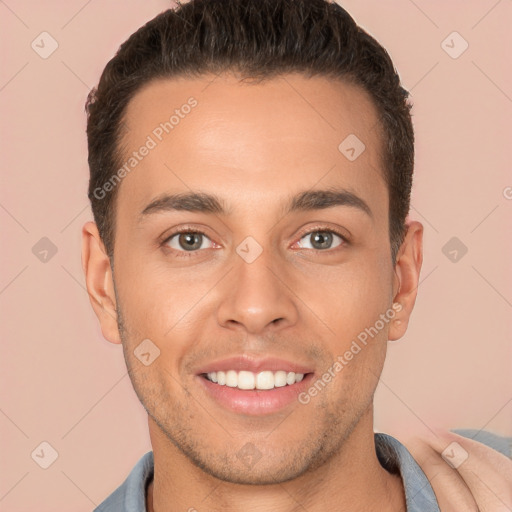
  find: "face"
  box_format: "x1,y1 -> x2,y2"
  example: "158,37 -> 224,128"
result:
84,72 -> 421,485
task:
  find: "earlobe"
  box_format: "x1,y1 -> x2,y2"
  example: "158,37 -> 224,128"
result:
388,221 -> 424,342
81,221 -> 121,344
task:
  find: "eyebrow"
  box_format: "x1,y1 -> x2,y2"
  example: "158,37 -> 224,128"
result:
139,188 -> 373,222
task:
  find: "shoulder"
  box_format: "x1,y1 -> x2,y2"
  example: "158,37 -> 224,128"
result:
94,451 -> 154,512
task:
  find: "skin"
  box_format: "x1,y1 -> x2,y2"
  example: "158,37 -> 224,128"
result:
404,430 -> 512,511
82,73 -> 424,511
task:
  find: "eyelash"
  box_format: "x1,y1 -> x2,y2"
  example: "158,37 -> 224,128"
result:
161,226 -> 349,259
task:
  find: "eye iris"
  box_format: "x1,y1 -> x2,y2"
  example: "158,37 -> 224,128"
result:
179,233 -> 202,251
311,231 -> 333,250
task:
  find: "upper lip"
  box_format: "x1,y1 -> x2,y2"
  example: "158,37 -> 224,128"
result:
195,354 -> 314,375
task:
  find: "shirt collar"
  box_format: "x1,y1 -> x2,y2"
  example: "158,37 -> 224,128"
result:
375,433 -> 439,511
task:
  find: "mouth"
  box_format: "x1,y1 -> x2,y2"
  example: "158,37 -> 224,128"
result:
196,367 -> 315,416
201,369 -> 308,390
194,355 -> 315,415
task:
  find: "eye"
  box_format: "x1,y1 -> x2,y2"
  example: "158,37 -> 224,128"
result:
297,229 -> 346,251
164,231 -> 214,252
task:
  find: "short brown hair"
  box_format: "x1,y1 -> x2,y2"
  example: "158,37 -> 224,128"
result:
86,0 -> 414,263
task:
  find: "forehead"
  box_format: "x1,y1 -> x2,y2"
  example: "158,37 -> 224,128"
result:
117,73 -> 387,218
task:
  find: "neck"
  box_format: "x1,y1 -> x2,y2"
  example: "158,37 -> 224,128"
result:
146,409 -> 406,512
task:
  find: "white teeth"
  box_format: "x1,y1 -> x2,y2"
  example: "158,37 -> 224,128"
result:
205,370 -> 306,390
274,371 -> 287,387
225,370 -> 238,387
237,371 -> 255,390
256,371 -> 274,390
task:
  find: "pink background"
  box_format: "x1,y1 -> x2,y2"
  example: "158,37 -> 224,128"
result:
1,0 -> 511,510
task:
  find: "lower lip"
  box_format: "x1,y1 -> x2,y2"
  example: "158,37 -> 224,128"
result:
197,373 -> 314,416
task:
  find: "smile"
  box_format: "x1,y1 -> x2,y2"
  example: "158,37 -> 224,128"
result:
204,370 -> 305,390
198,371 -> 314,416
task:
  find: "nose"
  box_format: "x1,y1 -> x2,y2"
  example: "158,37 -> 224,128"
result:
216,248 -> 299,335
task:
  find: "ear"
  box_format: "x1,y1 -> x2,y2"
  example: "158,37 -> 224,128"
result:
81,221 -> 121,344
388,220 -> 423,342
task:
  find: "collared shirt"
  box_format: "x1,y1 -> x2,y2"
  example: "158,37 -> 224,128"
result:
94,430 -> 511,512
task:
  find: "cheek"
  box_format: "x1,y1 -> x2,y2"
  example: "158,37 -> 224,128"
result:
302,254 -> 393,343
114,258 -> 214,346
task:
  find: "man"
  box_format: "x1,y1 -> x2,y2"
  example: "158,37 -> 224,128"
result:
81,0 -> 512,510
